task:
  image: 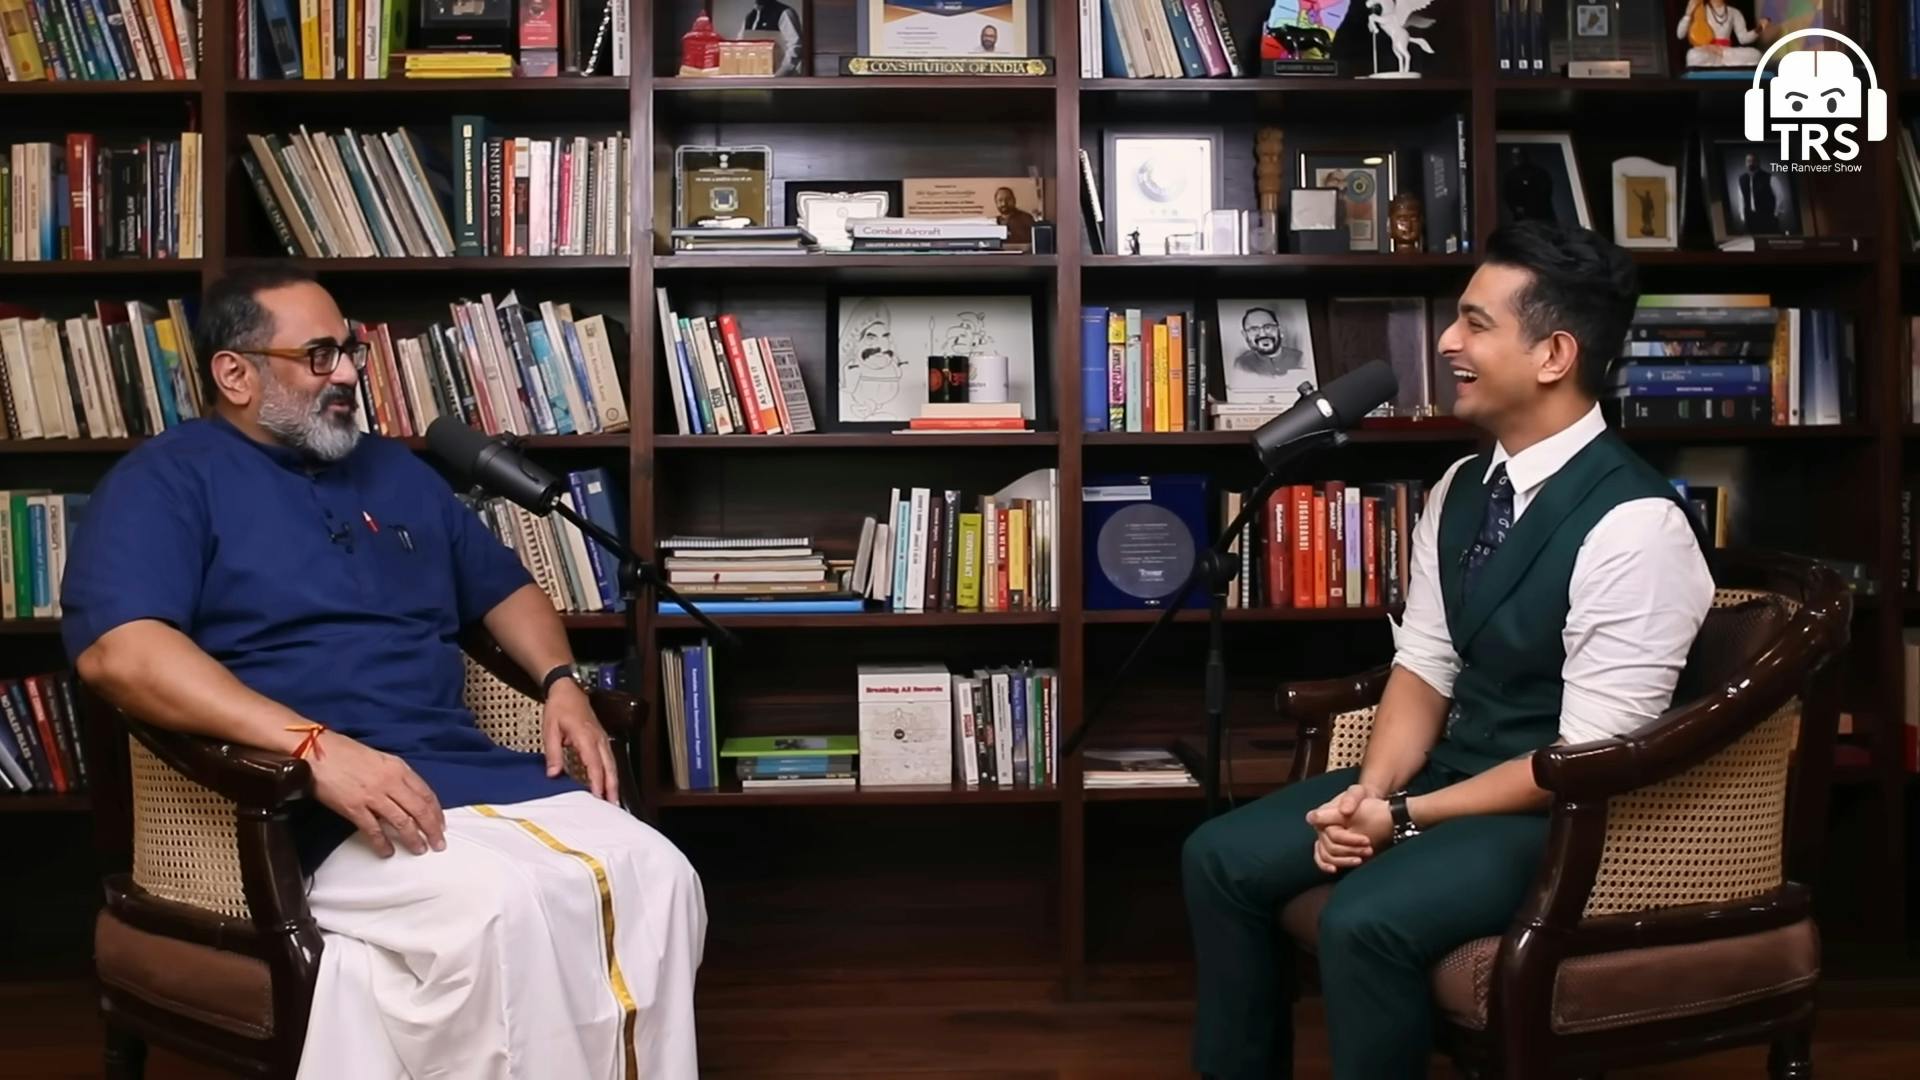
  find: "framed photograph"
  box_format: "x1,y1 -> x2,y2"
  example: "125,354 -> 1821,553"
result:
1295,148 -> 1395,253
784,180 -> 903,251
1326,297 -> 1433,417
1215,298 -> 1315,405
712,0 -> 807,75
830,294 -> 1038,428
1495,132 -> 1590,230
1709,139 -> 1802,237
1103,129 -> 1223,256
1610,155 -> 1678,249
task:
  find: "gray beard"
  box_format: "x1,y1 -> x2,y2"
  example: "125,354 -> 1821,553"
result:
257,377 -> 361,462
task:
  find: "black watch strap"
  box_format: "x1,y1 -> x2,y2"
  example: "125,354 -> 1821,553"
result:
1388,793 -> 1420,843
540,663 -> 581,698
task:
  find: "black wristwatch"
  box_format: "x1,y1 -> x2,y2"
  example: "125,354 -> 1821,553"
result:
1388,792 -> 1421,845
540,663 -> 583,699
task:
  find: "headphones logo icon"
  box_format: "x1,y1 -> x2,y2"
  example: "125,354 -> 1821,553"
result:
1743,28 -> 1886,153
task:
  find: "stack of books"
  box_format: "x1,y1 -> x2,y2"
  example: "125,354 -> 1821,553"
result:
654,287 -> 817,437
1604,293 -> 1853,428
897,402 -> 1028,434
656,535 -> 864,615
1080,748 -> 1196,790
843,217 -> 1007,253
719,736 -> 858,792
402,52 -> 512,79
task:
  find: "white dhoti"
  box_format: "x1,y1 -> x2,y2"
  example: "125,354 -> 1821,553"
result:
294,791 -> 706,1080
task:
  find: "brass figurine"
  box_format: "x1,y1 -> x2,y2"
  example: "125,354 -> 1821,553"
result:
1389,192 -> 1424,254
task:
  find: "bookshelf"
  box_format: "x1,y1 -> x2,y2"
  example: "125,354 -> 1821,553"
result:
0,0 -> 1914,992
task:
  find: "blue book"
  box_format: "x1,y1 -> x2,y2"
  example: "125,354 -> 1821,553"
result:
1612,364 -> 1770,386
682,642 -> 713,790
1081,306 -> 1109,432
1608,381 -> 1769,398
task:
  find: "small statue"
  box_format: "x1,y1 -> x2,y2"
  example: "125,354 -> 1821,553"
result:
1388,192 -> 1423,253
679,12 -> 722,75
1126,229 -> 1141,256
1365,0 -> 1437,78
1678,0 -> 1767,69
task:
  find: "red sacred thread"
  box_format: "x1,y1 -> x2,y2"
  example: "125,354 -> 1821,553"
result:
285,724 -> 328,760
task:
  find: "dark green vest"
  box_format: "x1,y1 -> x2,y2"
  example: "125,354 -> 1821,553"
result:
1428,430 -> 1701,777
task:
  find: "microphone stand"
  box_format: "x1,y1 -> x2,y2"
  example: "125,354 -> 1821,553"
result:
1063,428 -> 1347,818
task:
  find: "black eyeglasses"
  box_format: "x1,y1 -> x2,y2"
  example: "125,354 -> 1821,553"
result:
240,341 -> 373,376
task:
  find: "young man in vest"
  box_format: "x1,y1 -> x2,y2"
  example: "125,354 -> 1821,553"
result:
1181,220 -> 1714,1079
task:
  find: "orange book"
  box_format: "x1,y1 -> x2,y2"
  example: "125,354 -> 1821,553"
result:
1167,315 -> 1185,431
1291,485 -> 1313,609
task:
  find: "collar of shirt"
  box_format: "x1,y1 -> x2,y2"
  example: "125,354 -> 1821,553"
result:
207,410 -> 359,477
1482,403 -> 1607,518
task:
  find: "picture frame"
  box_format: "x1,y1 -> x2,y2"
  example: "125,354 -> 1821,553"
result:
856,0 -> 1038,58
1707,138 -> 1802,238
1215,298 -> 1316,405
1294,147 -> 1396,253
828,293 -> 1040,430
1102,128 -> 1224,257
1610,155 -> 1678,250
783,180 -> 904,251
1495,132 -> 1590,230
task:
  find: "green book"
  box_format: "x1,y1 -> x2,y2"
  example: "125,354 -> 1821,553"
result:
955,512 -> 982,611
718,735 -> 860,758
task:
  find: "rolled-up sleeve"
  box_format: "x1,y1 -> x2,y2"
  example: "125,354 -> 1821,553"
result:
1389,456 -> 1471,699
444,491 -> 534,627
59,458 -> 209,662
1557,498 -> 1714,746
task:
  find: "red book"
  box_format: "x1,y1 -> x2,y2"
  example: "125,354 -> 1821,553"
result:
1265,485 -> 1290,608
1363,496 -> 1380,608
1291,485 -> 1312,609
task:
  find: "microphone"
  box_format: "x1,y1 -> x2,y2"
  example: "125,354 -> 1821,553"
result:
1251,359 -> 1399,471
425,417 -> 564,514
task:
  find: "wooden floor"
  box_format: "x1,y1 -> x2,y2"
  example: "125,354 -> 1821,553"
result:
6,973 -> 1920,1079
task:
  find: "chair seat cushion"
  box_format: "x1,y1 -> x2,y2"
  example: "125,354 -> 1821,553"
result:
1280,889 -> 1818,1035
95,910 -> 275,1040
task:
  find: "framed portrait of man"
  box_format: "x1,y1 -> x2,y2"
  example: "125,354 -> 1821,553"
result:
1215,298 -> 1315,405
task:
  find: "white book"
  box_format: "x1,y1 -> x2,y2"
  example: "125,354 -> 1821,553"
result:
906,487 -> 930,613
574,314 -> 629,432
953,676 -> 980,788
868,521 -> 892,601
992,671 -> 1014,785
851,515 -> 878,596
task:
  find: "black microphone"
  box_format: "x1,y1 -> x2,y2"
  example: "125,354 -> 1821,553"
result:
1251,359 -> 1399,471
425,417 -> 564,514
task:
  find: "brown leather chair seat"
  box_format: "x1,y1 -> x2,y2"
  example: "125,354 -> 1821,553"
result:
95,909 -> 275,1041
1280,885 -> 1820,1034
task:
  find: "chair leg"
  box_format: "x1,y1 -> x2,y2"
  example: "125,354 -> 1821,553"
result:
103,1023 -> 146,1080
1768,1024 -> 1813,1080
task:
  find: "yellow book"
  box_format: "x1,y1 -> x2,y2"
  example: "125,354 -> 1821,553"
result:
1152,322 -> 1170,433
1007,506 -> 1027,609
956,512 -> 982,610
0,0 -> 45,82
1159,311 -> 1175,428
301,0 -> 320,79
1105,310 -> 1124,430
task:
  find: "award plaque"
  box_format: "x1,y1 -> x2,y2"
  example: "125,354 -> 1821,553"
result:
674,145 -> 773,229
1566,1 -> 1630,77
418,0 -> 512,49
1082,473 -> 1210,610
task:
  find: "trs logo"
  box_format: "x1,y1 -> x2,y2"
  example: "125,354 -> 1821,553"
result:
1744,29 -> 1887,162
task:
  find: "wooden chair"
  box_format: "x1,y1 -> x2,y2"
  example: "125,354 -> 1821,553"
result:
87,628 -> 641,1079
1272,548 -> 1850,1079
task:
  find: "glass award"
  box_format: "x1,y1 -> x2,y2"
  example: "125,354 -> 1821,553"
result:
1566,1 -> 1627,77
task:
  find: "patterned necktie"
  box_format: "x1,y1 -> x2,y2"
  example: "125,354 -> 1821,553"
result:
1461,463 -> 1514,595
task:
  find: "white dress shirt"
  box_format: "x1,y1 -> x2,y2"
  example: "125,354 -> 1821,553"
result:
1389,404 -> 1715,746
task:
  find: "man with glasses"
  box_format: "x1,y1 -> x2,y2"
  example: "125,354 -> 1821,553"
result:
61,265 -> 706,1079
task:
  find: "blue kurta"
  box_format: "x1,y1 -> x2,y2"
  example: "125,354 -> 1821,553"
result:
61,414 -> 581,871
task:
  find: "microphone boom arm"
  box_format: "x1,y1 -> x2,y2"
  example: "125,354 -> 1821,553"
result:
546,496 -> 740,649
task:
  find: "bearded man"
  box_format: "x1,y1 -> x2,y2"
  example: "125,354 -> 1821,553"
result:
62,265 -> 707,1079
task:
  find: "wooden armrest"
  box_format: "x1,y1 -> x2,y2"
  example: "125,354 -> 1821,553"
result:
588,688 -> 640,735
1276,665 -> 1390,782
129,722 -> 313,809
1563,882 -> 1811,956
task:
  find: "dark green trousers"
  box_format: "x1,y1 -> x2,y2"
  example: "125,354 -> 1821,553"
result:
1181,761 -> 1549,1080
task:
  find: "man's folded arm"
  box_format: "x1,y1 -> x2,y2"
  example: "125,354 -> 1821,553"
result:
76,620 -> 314,756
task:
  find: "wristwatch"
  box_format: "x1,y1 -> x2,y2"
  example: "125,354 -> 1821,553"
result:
540,663 -> 583,699
1387,792 -> 1421,845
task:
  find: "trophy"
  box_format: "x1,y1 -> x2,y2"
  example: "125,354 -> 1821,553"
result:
1364,0 -> 1437,79
1252,127 -> 1283,255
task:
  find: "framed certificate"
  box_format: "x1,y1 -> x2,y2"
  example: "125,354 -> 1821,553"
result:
857,0 -> 1033,57
1102,130 -> 1223,257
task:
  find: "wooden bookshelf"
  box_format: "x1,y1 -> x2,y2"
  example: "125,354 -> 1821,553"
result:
0,0 -> 1913,992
